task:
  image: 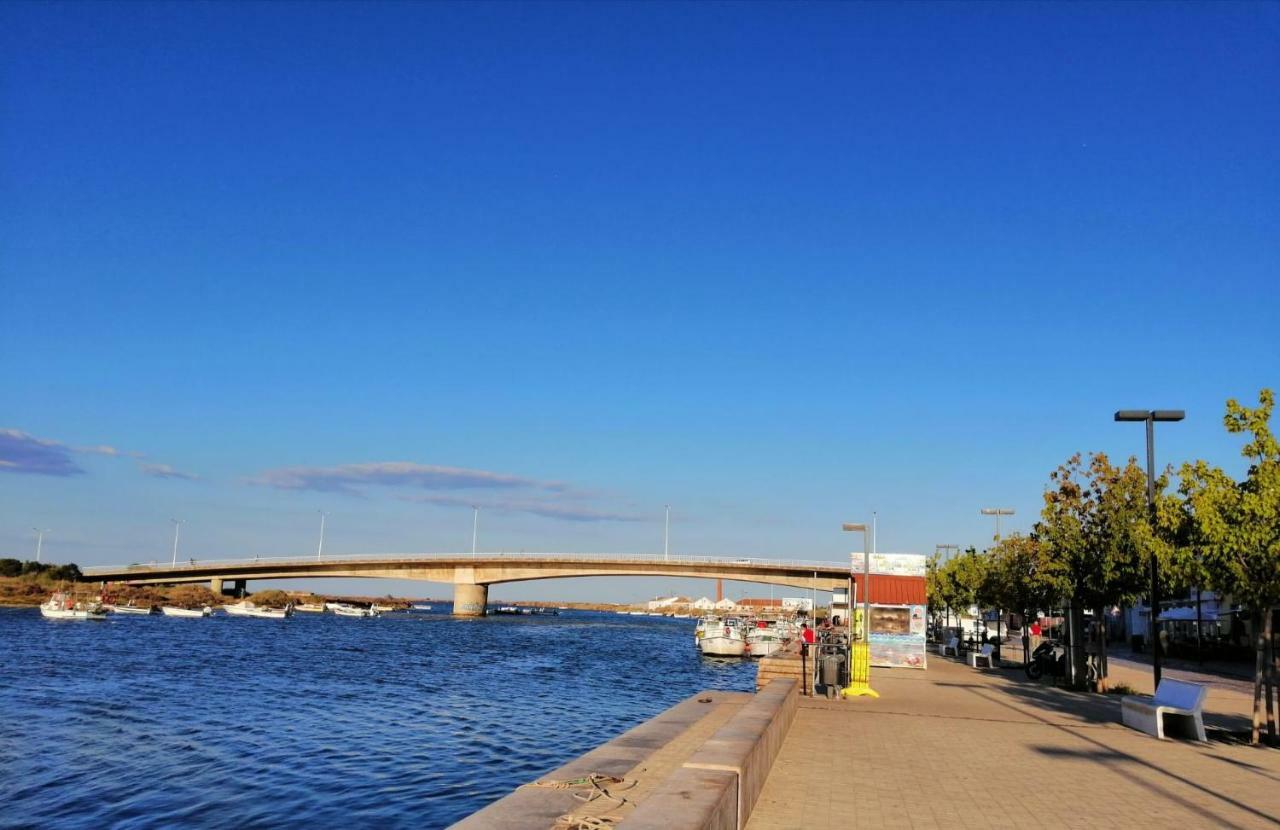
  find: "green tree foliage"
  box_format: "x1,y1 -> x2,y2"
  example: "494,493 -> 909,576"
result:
0,559 -> 22,578
985,534 -> 1067,666
1178,389 -> 1280,745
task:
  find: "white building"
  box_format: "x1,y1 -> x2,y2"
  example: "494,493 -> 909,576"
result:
646,595 -> 688,610
714,597 -> 737,611
691,597 -> 716,611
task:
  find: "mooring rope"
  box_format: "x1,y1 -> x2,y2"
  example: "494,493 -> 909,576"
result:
521,773 -> 639,829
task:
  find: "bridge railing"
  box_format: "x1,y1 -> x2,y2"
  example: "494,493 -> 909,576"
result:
82,551 -> 853,574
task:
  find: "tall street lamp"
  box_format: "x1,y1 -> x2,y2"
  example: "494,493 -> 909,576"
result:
33,528 -> 50,562
170,519 -> 183,567
317,510 -> 329,560
663,504 -> 671,562
843,523 -> 871,642
979,507 -> 1015,541
935,544 -> 959,627
1115,408 -> 1185,689
471,506 -> 479,557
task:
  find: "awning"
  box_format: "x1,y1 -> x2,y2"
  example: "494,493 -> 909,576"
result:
852,574 -> 926,606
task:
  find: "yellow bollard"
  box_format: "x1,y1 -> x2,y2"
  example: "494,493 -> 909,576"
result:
841,642 -> 880,699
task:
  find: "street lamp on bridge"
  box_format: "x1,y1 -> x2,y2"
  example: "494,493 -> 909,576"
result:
317,510 -> 329,560
170,519 -> 182,567
1114,407 -> 1184,689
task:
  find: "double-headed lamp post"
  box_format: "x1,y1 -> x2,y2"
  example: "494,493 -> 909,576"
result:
1115,408 -> 1184,689
842,523 -> 871,641
33,528 -> 50,563
979,507 -> 1015,541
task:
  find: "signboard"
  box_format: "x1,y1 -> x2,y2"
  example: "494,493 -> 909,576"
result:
867,603 -> 928,669
781,597 -> 814,612
850,552 -> 927,577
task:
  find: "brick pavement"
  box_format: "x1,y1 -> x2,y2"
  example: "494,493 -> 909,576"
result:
746,656 -> 1280,830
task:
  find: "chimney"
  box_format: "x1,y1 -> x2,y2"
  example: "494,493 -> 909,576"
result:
716,578 -> 723,602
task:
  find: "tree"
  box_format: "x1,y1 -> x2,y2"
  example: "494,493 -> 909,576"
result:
986,534 -> 1067,667
1039,452 -> 1154,689
1179,389 -> 1280,745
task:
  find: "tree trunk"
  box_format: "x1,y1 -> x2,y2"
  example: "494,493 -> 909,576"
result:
1096,606 -> 1109,693
1253,610 -> 1265,746
1266,607 -> 1276,745
1067,600 -> 1087,690
1022,607 -> 1032,669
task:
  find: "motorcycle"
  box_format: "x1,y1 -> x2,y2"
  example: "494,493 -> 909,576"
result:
1025,640 -> 1066,680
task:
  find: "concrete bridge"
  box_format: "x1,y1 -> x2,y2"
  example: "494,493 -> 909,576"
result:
80,552 -> 854,616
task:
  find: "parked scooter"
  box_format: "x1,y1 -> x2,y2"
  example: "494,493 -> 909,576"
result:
1025,640 -> 1067,680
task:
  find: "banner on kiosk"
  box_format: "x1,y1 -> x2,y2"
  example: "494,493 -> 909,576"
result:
850,552 -> 927,577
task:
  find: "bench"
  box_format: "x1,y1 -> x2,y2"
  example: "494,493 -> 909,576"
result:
968,643 -> 995,669
939,636 -> 958,657
1121,679 -> 1207,742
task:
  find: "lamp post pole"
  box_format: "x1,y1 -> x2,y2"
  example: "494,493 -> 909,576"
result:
979,507 -> 1014,542
471,506 -> 479,557
936,544 -> 959,629
842,522 -> 871,642
317,511 -> 328,560
33,528 -> 49,563
170,519 -> 182,567
664,504 -> 670,561
1115,408 -> 1184,690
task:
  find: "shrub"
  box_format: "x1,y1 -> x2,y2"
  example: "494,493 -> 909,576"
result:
0,559 -> 22,578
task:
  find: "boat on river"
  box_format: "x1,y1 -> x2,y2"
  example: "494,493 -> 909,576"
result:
745,622 -> 787,658
294,602 -> 327,613
161,605 -> 212,618
698,617 -> 747,657
411,603 -> 433,611
107,602 -> 157,615
40,592 -> 107,620
224,601 -> 292,619
330,603 -> 377,618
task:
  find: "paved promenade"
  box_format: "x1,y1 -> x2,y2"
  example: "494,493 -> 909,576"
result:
747,654 -> 1280,830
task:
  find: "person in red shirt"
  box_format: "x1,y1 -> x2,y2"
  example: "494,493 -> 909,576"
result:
800,622 -> 816,645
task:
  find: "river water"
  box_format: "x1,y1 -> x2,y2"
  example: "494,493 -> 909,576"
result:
0,607 -> 754,829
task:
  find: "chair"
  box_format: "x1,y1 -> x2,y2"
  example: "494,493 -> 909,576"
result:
1121,680 -> 1208,741
940,636 -> 959,657
969,643 -> 995,668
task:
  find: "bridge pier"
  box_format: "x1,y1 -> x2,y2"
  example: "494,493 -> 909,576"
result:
211,578 -> 223,595
453,583 -> 488,617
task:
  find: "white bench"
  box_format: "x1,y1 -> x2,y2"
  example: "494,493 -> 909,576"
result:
1121,679 -> 1208,742
939,636 -> 958,657
969,643 -> 995,668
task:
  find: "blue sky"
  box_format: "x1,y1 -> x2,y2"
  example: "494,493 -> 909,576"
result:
2,2 -> 1277,602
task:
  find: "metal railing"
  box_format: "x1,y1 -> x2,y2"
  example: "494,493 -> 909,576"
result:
82,550 -> 853,575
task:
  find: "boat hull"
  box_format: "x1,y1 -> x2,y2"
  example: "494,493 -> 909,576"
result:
161,606 -> 211,618
699,636 -> 747,657
107,605 -> 156,615
40,607 -> 107,620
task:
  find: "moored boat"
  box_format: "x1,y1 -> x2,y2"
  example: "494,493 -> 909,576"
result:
40,592 -> 107,620
107,602 -> 157,615
411,603 -> 433,611
294,602 -> 327,613
161,605 -> 212,618
699,618 -> 748,657
745,622 -> 786,658
330,603 -> 377,618
224,600 -> 292,619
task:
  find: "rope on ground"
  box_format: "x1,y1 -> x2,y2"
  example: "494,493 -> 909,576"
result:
521,773 -> 639,830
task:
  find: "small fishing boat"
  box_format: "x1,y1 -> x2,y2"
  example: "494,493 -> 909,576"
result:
371,603 -> 398,613
40,592 -> 107,620
699,618 -> 748,657
224,601 -> 292,619
694,615 -> 721,645
294,602 -> 327,613
330,603 -> 377,618
161,605 -> 212,618
745,623 -> 786,658
411,603 -> 433,611
107,602 -> 157,615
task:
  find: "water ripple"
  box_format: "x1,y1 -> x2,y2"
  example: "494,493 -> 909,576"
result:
0,608 -> 753,828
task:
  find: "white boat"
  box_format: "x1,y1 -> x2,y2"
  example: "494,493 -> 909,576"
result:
223,601 -> 292,619
746,624 -> 786,658
294,602 -> 327,613
694,615 -> 721,645
411,603 -> 433,611
330,603 -> 377,618
161,605 -> 212,618
371,603 -> 398,613
699,618 -> 748,657
107,602 -> 156,615
40,592 -> 107,620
